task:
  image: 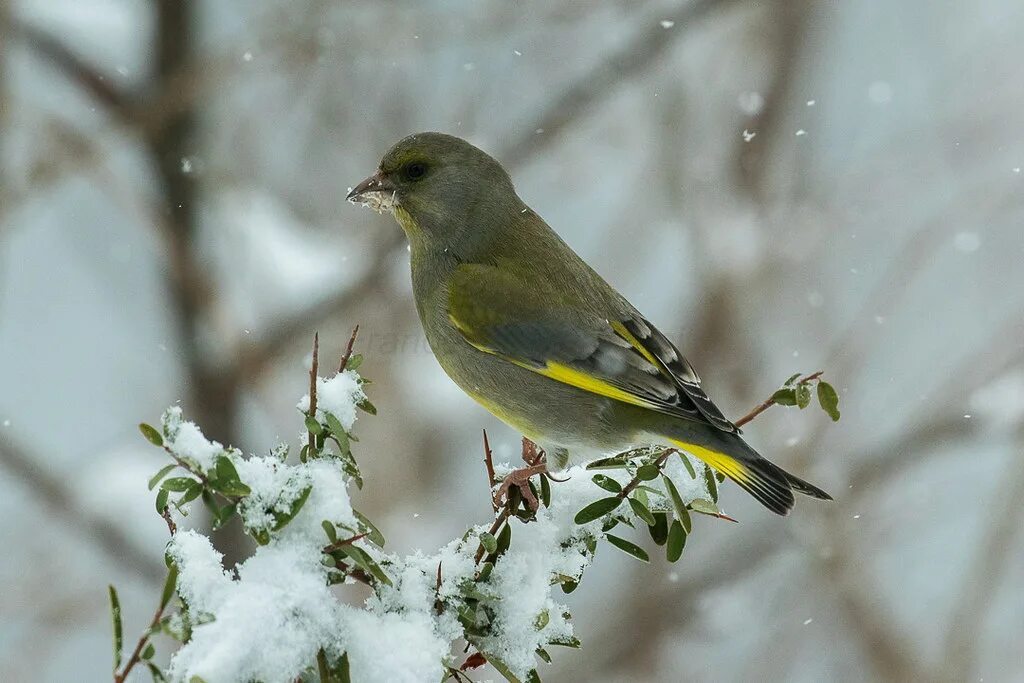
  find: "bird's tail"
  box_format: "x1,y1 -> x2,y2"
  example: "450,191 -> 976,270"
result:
663,433 -> 831,516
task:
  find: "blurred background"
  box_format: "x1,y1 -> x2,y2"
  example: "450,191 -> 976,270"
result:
2,0 -> 1023,681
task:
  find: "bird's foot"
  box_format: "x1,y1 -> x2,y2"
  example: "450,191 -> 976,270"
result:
494,463 -> 548,512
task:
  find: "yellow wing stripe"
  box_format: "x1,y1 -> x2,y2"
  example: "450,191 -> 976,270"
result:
449,313 -> 665,411
609,320 -> 662,369
538,362 -> 659,410
668,439 -> 753,486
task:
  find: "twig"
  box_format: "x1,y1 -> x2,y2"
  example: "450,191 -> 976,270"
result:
614,372 -> 824,503
114,492 -> 179,683
308,332 -> 320,453
161,507 -> 178,536
734,370 -> 823,428
618,449 -> 677,500
322,532 -> 369,554
482,430 -> 497,513
498,0 -> 743,168
474,510 -> 510,565
113,600 -> 167,683
338,325 -> 361,372
0,434 -> 163,579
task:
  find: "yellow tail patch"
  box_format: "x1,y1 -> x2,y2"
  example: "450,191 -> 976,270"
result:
668,439 -> 753,486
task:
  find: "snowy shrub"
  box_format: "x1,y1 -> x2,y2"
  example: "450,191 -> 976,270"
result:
111,332 -> 839,683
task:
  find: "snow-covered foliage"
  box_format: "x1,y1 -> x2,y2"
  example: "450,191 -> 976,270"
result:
118,351 -> 739,683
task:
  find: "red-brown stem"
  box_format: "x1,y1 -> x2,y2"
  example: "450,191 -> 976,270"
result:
307,333 -> 320,453
482,429 -> 497,512
113,602 -> 166,683
474,509 -> 510,565
734,370 -> 824,428
322,532 -> 369,554
338,325 -> 360,372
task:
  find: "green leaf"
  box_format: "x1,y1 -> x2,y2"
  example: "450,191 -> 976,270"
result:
304,414 -> 323,436
591,474 -> 622,493
139,423 -> 164,447
534,608 -> 549,630
605,534 -> 649,562
560,579 -> 578,594
526,669 -> 542,683
795,382 -> 812,409
155,488 -> 169,515
540,473 -> 551,508
212,502 -> 237,530
147,661 -> 167,682
817,381 -> 841,421
536,647 -> 552,664
108,585 -> 123,671
549,635 -> 581,649
585,455 -> 630,470
784,372 -> 802,386
160,564 -> 179,609
574,497 -> 623,524
161,477 -> 197,492
648,511 -> 669,545
141,643 -> 155,660
704,465 -> 718,503
487,656 -> 523,683
271,485 -> 312,531
213,456 -> 251,496
666,520 -> 687,562
322,520 -> 338,543
333,651 -> 351,683
689,498 -> 720,516
357,398 -> 377,415
346,354 -> 364,370
148,464 -> 177,491
496,522 -> 512,556
636,464 -> 660,481
353,509 -> 385,547
177,481 -> 203,507
480,531 -> 498,554
628,497 -> 656,526
678,452 -> 697,479
661,475 -> 691,532
344,545 -> 392,586
772,388 -> 798,406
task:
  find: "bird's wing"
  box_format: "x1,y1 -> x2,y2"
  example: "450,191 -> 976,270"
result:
447,264 -> 736,431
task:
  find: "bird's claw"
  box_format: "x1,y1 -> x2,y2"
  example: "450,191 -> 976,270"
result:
494,463 -> 548,512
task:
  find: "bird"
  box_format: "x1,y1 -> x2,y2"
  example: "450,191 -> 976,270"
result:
347,132 -> 831,515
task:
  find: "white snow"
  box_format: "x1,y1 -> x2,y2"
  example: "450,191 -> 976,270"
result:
157,371 -> 710,682
296,370 -> 365,431
162,406 -> 223,470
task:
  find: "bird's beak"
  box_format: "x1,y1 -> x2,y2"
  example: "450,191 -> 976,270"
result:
346,171 -> 398,213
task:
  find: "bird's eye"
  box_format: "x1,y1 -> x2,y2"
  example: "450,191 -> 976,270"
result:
404,162 -> 428,181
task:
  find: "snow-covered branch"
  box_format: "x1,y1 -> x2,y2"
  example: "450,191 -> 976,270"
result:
110,332 -> 839,683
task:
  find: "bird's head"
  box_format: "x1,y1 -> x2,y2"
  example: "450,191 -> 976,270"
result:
347,132 -> 522,251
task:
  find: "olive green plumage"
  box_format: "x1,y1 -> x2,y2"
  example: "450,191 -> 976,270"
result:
347,132 -> 830,515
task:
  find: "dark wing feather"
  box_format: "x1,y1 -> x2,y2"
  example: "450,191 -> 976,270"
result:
617,315 -> 738,433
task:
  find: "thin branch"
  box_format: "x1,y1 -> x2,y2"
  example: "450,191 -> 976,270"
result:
0,434 -> 163,579
499,0 -> 744,168
338,325 -> 361,372
113,594 -> 168,683
482,430 -> 497,513
308,332 -> 320,454
13,20 -> 132,119
734,371 -> 823,428
937,434 -> 1024,682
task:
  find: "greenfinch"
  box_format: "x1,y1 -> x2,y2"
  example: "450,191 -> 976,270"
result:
347,132 -> 830,515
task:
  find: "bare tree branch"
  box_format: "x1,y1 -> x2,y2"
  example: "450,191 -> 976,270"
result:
0,435 -> 163,578
500,0 -> 745,169
13,20 -> 133,119
937,430 -> 1024,683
